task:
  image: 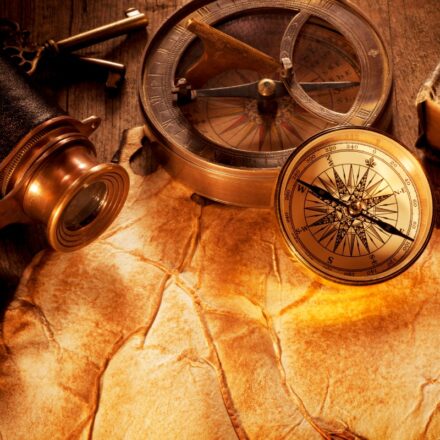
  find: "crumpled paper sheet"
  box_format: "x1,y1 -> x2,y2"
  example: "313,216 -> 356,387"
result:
1,127 -> 440,440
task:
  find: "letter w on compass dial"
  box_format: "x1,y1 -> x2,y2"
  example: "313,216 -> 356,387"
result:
303,163 -> 402,257
174,10 -> 361,153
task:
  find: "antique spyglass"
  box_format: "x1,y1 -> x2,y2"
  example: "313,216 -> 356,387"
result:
0,53 -> 129,251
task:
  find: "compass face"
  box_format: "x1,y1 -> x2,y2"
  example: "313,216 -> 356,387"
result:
305,163 -> 398,257
178,19 -> 360,152
276,128 -> 434,285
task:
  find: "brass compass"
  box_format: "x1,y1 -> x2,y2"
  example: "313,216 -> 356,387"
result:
275,128 -> 434,285
139,0 -> 392,207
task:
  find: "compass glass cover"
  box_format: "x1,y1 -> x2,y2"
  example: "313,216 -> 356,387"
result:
275,128 -> 434,285
176,11 -> 360,154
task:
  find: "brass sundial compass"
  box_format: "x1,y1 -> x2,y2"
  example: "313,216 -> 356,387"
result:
139,0 -> 392,207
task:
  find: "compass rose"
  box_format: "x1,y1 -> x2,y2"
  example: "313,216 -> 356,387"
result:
303,164 -> 400,256
276,128 -> 433,285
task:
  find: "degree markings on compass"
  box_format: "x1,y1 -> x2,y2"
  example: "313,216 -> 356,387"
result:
160,118 -> 174,130
173,25 -> 187,37
149,96 -> 162,106
147,74 -> 163,79
150,62 -> 164,75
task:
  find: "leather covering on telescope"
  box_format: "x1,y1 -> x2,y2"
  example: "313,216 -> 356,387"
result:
1,127 -> 440,440
0,53 -> 62,164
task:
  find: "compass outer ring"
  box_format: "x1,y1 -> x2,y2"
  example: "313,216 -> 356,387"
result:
280,0 -> 392,126
147,132 -> 278,207
274,126 -> 435,285
138,0 -> 392,207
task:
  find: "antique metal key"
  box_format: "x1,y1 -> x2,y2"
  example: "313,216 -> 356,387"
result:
1,8 -> 148,86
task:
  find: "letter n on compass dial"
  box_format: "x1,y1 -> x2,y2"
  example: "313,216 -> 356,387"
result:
278,136 -> 432,284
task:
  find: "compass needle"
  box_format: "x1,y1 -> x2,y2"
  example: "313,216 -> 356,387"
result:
361,212 -> 414,242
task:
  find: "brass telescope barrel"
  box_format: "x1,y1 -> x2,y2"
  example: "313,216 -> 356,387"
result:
0,53 -> 129,251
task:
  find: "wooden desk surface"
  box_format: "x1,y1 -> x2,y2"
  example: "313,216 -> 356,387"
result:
0,0 -> 439,307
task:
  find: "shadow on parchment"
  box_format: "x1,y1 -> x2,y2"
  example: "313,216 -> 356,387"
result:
0,223 -> 47,317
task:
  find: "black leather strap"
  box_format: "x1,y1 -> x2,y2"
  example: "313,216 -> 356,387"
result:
0,53 -> 63,162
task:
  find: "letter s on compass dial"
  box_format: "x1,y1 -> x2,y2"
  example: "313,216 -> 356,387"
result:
275,128 -> 434,285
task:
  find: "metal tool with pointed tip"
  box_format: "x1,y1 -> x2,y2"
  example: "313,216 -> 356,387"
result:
1,8 -> 148,86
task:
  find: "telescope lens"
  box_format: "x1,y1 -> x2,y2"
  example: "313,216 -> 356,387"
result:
62,181 -> 107,231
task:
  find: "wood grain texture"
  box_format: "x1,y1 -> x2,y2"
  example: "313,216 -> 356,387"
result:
0,0 -> 439,308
